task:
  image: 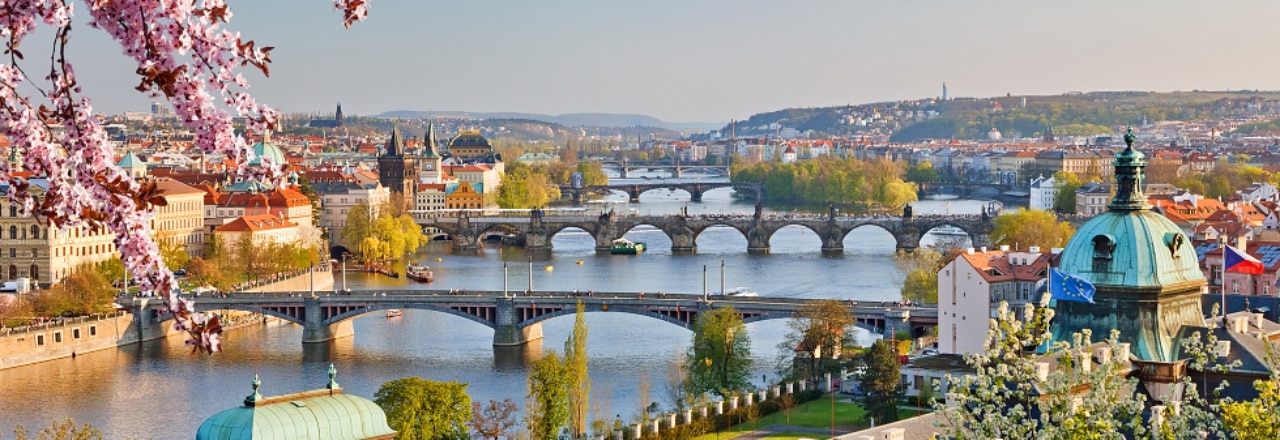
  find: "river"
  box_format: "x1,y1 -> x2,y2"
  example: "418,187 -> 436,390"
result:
0,178 -> 991,438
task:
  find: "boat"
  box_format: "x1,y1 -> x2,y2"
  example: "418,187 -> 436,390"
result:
928,225 -> 969,237
544,265 -> 554,272
722,286 -> 758,297
406,263 -> 433,283
611,238 -> 646,255
386,309 -> 402,318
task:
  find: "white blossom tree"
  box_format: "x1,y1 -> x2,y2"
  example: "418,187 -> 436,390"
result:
0,0 -> 369,353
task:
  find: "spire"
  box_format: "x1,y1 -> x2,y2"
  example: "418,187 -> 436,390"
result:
244,374 -> 263,406
1108,126 -> 1150,211
421,123 -> 440,159
386,127 -> 404,157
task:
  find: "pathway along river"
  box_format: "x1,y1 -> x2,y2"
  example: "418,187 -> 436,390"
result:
0,178 -> 990,438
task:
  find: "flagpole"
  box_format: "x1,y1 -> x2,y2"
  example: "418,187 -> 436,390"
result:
1221,237 -> 1227,327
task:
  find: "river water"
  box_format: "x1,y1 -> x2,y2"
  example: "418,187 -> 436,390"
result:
0,176 -> 990,438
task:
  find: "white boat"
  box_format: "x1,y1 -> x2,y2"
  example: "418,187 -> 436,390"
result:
928,225 -> 969,237
386,309 -> 402,318
722,286 -> 758,297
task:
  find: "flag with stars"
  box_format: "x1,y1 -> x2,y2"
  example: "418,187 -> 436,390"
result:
1049,267 -> 1096,304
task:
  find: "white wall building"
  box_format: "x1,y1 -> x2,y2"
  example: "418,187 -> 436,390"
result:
938,247 -> 1051,355
1029,174 -> 1058,211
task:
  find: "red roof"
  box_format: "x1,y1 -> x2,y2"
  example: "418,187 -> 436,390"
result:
214,214 -> 297,232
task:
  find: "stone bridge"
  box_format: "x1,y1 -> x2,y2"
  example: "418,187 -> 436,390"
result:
418,206 -> 993,253
119,290 -> 935,346
597,159 -> 729,178
560,181 -> 764,204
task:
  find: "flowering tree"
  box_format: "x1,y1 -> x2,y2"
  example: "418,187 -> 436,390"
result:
0,0 -> 368,353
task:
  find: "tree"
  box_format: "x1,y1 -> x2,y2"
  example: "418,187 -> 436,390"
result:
896,248 -> 945,304
860,339 -> 903,425
1220,346 -> 1280,438
779,299 -> 855,382
374,377 -> 473,440
184,257 -> 226,290
342,200 -> 378,255
469,399 -> 519,440
11,418 -> 103,440
497,162 -> 562,209
990,208 -> 1076,250
0,1 -> 369,354
564,302 -> 591,439
1052,171 -> 1083,214
687,306 -> 753,398
664,351 -> 694,413
157,232 -> 191,271
905,162 -> 940,185
526,352 -> 571,440
56,267 -> 115,316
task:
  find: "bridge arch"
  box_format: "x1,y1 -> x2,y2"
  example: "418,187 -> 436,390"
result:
840,223 -> 901,253
917,223 -> 976,250
323,303 -> 497,329
517,305 -> 696,330
692,223 -> 750,249
763,224 -> 824,252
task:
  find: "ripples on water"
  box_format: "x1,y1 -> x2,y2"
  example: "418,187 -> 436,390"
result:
0,188 -> 983,438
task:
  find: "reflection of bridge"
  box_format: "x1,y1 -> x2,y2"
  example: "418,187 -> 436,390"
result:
560,182 -> 764,204
120,291 -> 935,345
597,159 -> 729,178
418,207 -> 993,252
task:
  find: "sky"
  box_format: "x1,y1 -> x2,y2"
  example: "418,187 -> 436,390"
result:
48,1 -> 1280,123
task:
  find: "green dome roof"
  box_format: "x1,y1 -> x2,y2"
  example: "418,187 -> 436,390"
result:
1058,209 -> 1204,288
250,141 -> 285,167
196,392 -> 395,440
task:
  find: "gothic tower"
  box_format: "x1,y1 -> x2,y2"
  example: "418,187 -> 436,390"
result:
335,102 -> 345,127
418,123 -> 443,184
378,127 -> 416,209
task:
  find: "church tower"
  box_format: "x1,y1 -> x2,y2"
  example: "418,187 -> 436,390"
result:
378,127 -> 416,208
335,102 -> 345,127
418,123 -> 443,184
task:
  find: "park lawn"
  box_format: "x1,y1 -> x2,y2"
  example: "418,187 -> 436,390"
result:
692,399 -> 868,440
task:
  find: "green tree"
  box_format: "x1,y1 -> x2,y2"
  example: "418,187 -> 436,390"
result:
1220,347 -> 1280,438
779,299 -> 855,382
575,162 -> 609,186
56,266 -> 115,315
374,377 -> 473,440
1052,171 -> 1083,214
990,208 -> 1076,250
860,339 -> 902,425
526,351 -> 571,440
342,200 -> 378,255
497,162 -> 562,209
564,302 -> 591,439
687,306 -> 752,398
905,161 -> 940,185
900,269 -> 938,304
157,231 -> 190,271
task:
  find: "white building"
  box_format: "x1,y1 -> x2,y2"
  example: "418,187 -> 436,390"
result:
314,181 -> 391,248
938,247 -> 1051,355
1237,182 -> 1279,203
1029,174 -> 1058,211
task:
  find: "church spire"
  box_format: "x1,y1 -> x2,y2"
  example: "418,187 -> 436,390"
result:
1108,127 -> 1150,211
386,127 -> 404,157
421,123 -> 440,159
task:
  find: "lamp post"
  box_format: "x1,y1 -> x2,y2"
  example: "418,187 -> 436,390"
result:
527,256 -> 533,294
503,262 -> 509,298
340,253 -> 351,293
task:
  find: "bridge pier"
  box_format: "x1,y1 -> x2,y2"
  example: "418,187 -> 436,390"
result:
820,226 -> 846,253
494,298 -> 545,346
628,185 -> 641,203
620,167 -> 629,179
689,188 -> 703,203
747,228 -> 770,253
302,298 -> 355,344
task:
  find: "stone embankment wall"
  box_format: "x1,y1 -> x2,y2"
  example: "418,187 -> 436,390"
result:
0,267 -> 327,371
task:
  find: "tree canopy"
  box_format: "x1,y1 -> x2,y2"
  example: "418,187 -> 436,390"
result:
496,162 -> 563,209
686,306 -> 753,398
778,299 -> 855,382
990,208 -> 1076,250
343,201 -> 428,262
526,352 -> 571,440
859,339 -> 903,425
731,157 -> 918,210
374,377 -> 473,440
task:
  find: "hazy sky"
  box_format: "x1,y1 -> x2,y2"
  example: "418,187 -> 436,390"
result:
54,1 -> 1280,122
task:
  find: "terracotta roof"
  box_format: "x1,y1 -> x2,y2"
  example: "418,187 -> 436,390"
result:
958,250 -> 1051,284
153,177 -> 205,196
214,214 -> 297,232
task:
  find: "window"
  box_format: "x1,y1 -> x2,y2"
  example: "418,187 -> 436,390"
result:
30,225 -> 38,239
30,249 -> 36,258
73,328 -> 81,339
8,248 -> 13,258
54,331 -> 62,343
7,205 -> 14,217
1233,279 -> 1239,294
6,226 -> 13,239
915,375 -> 924,390
89,325 -> 97,336
36,334 -> 44,347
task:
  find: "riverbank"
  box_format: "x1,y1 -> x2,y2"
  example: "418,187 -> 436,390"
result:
0,270 -> 329,371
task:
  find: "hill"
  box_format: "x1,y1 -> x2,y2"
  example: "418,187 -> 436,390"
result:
377,110 -> 721,132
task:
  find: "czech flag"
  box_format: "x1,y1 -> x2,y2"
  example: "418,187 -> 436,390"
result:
1225,245 -> 1265,275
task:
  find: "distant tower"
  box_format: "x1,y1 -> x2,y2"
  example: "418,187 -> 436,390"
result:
378,127 -> 417,208
418,123 -> 443,184
942,82 -> 948,101
1021,96 -> 1028,108
335,102 -> 345,127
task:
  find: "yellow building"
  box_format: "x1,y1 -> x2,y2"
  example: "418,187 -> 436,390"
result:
445,181 -> 484,209
212,214 -> 300,248
0,180 -> 116,285
150,178 -> 207,258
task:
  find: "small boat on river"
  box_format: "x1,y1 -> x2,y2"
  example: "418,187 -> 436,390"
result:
406,263 -> 433,283
611,238 -> 646,255
386,309 -> 403,318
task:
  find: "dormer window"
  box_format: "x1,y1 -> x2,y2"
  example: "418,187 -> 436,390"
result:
1092,234 -> 1116,272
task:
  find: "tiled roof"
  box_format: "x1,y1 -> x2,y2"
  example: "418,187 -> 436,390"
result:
214,214 -> 297,232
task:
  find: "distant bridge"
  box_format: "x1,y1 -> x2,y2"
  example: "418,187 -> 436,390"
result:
417,207 -> 994,252
597,159 -> 729,178
119,290 -> 935,346
559,181 -> 764,203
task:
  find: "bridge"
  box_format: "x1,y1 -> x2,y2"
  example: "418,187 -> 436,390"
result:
597,159 -> 729,179
118,290 -> 936,346
418,205 -> 993,252
560,181 -> 765,204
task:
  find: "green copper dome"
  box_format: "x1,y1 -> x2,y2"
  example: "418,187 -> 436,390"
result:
196,372 -> 396,440
250,139 -> 285,167
1051,127 -> 1207,363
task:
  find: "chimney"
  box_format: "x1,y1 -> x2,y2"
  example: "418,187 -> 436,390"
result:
881,428 -> 905,440
1215,341 -> 1231,358
1035,361 -> 1051,382
1093,346 -> 1111,365
1234,316 -> 1250,334
980,246 -> 987,253
1000,245 -> 1010,252
1077,351 -> 1092,374
966,248 -> 975,255
1256,313 -> 1265,329
1237,235 -> 1248,252
1117,343 -> 1131,361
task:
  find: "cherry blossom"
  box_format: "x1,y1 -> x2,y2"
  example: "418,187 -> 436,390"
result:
0,0 -> 369,354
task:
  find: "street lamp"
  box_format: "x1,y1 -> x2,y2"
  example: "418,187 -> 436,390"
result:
339,253 -> 352,294
503,262 -> 509,299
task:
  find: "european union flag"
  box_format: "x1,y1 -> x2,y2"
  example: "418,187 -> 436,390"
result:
1049,267 -> 1096,304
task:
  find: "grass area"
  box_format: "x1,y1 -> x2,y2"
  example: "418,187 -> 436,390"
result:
692,397 -> 936,440
761,432 -> 825,440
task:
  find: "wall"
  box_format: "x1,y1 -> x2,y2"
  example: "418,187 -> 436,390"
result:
0,313 -> 133,370
245,268 -> 335,293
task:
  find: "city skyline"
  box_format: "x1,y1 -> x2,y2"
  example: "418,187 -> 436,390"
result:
56,1 -> 1280,123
